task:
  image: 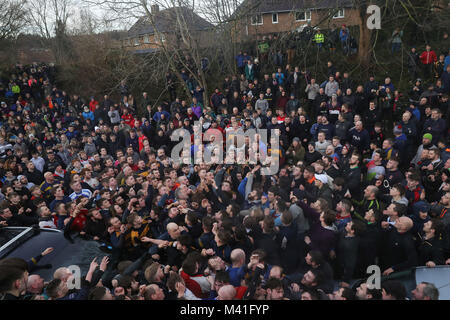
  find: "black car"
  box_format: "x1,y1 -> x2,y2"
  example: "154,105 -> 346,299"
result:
0,226 -> 109,281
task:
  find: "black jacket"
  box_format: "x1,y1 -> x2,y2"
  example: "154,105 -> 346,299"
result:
356,222 -> 381,276
336,232 -> 360,283
254,232 -> 281,266
416,234 -> 445,266
381,229 -> 418,272
344,166 -> 362,200
84,217 -> 108,241
25,169 -> 44,185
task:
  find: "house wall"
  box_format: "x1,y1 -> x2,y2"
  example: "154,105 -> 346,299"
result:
234,8 -> 360,41
123,34 -> 163,52
123,30 -> 214,52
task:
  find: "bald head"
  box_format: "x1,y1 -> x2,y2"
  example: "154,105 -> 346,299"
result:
355,121 -> 363,130
230,249 -> 245,267
167,222 -> 181,239
167,222 -> 178,233
269,265 -> 283,279
218,285 -> 236,300
27,274 -> 44,294
396,216 -> 413,233
53,267 -> 72,282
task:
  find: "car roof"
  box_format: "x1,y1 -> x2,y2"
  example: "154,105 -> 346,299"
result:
0,227 -> 62,259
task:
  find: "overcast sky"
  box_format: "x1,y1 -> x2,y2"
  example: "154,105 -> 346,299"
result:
69,0 -> 243,32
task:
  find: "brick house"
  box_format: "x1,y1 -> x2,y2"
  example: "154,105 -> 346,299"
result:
123,5 -> 214,54
232,0 -> 360,41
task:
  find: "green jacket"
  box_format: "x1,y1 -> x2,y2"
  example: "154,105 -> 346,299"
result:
245,64 -> 255,81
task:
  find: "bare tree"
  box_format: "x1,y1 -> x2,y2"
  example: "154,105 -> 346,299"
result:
27,0 -> 75,63
82,0 -> 248,109
0,0 -> 28,40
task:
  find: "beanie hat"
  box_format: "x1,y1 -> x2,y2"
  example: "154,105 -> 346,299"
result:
413,201 -> 430,214
393,125 -> 403,135
423,133 -> 433,141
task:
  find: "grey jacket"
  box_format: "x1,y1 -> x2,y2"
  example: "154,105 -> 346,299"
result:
289,203 -> 309,235
255,99 -> 269,115
84,143 -> 97,157
305,83 -> 320,100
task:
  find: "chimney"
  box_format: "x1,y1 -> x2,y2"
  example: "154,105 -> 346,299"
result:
151,4 -> 159,13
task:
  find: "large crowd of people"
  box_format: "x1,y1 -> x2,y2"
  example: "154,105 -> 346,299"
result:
0,29 -> 450,301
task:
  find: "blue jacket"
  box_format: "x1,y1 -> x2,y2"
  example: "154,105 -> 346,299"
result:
197,232 -> 215,249
394,134 -> 407,156
407,107 -> 421,121
82,111 -> 94,121
275,72 -> 285,85
228,266 -> 246,287
317,123 -> 335,140
153,110 -> 170,122
444,55 -> 450,73
442,70 -> 450,93
235,54 -> 245,68
348,128 -> 370,152
193,89 -> 205,104
339,29 -> 349,42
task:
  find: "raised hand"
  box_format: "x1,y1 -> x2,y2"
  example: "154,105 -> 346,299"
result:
89,257 -> 99,272
41,247 -> 54,256
100,256 -> 110,271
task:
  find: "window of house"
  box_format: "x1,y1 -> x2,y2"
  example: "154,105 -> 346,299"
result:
143,35 -> 150,43
272,13 -> 278,24
333,9 -> 345,19
251,14 -> 263,25
295,10 -> 311,21
156,34 -> 165,43
134,38 -> 140,46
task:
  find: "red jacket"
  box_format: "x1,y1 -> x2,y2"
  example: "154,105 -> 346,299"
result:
121,113 -> 135,128
138,135 -> 147,152
420,50 -> 437,65
89,100 -> 99,112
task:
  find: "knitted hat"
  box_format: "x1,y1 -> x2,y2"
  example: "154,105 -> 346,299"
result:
413,201 -> 430,214
393,125 -> 403,135
423,133 -> 433,141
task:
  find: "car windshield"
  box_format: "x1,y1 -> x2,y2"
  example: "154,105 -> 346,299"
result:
0,228 -> 27,248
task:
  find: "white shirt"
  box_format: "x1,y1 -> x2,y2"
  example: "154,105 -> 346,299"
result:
69,189 -> 92,200
31,156 -> 45,172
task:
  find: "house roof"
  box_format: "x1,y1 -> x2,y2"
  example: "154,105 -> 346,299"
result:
234,0 -> 353,16
127,6 -> 214,38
